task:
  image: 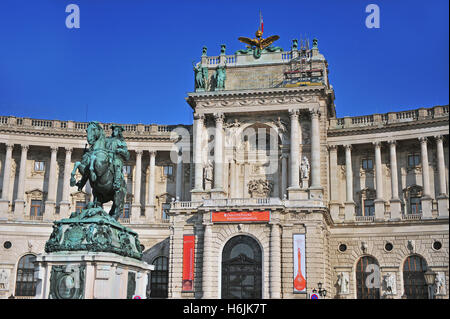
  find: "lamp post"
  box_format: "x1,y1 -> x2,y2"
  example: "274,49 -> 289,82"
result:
424,269 -> 437,299
312,282 -> 327,298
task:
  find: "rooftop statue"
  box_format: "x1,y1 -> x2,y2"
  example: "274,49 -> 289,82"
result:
238,29 -> 280,59
193,62 -> 208,91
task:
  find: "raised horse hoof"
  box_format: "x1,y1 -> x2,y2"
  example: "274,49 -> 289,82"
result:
91,171 -> 97,182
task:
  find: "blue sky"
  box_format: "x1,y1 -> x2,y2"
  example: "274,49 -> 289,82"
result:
0,0 -> 448,125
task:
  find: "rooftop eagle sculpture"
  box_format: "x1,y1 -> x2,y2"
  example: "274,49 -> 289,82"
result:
237,30 -> 281,59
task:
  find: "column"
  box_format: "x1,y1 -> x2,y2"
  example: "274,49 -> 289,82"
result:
175,149 -> 183,201
212,112 -> 224,195
310,109 -> 322,192
202,222 -> 213,298
44,146 -> 58,220
419,137 -> 432,218
388,141 -> 402,220
281,153 -> 288,199
289,109 -> 300,189
14,144 -> 29,219
59,147 -> 73,218
344,144 -> 355,221
193,115 -> 205,193
131,150 -> 143,222
0,143 -> 14,219
145,150 -> 156,222
373,141 -> 385,220
328,145 -> 340,221
269,222 -> 281,298
435,135 -> 448,218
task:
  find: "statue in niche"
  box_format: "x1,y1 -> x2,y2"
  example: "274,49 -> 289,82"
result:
300,156 -> 310,189
0,269 -> 10,290
383,273 -> 396,295
435,272 -> 446,295
337,272 -> 349,295
204,160 -> 213,191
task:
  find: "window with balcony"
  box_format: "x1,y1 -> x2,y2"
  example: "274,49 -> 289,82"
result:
34,161 -> 45,172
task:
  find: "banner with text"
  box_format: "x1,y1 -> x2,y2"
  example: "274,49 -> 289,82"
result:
211,211 -> 270,223
293,234 -> 306,293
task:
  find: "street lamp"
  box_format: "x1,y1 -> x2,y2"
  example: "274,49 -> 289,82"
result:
424,269 -> 437,299
313,282 -> 327,298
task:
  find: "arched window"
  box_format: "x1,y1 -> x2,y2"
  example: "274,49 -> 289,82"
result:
150,256 -> 168,298
15,254 -> 37,297
403,255 -> 428,299
355,256 -> 380,299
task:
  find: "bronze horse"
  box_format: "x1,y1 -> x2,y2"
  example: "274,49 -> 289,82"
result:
70,122 -> 127,220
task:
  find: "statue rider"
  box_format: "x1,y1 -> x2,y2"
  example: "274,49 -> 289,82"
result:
106,125 -> 130,190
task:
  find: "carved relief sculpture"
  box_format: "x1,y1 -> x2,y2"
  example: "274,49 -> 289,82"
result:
248,179 -> 273,198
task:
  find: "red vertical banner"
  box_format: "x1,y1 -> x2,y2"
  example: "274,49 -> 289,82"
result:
182,235 -> 195,291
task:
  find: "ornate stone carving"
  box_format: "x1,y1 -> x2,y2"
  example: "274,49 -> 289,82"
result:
0,268 -> 10,291
247,179 -> 273,198
435,272 -> 446,295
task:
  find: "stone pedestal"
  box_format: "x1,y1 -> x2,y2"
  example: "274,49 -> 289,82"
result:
437,195 -> 449,218
308,186 -> 323,200
329,202 -> 341,222
344,202 -> 356,222
191,190 -> 208,202
35,252 -> 153,299
287,187 -> 303,200
210,189 -> 226,199
13,200 -> 25,220
374,199 -> 385,221
389,199 -> 402,221
421,197 -> 433,219
0,200 -> 10,220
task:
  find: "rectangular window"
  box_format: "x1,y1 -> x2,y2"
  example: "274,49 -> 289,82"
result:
163,165 -> 173,177
75,201 -> 86,213
162,203 -> 170,220
30,200 -> 42,216
363,199 -> 375,216
122,202 -> 130,218
34,161 -> 45,172
410,197 -> 422,214
408,154 -> 420,167
362,159 -> 373,170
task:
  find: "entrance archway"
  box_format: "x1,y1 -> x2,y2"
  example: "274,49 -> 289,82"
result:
221,235 -> 262,299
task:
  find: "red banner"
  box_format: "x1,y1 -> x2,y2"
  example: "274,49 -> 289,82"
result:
182,235 -> 195,291
212,211 -> 270,223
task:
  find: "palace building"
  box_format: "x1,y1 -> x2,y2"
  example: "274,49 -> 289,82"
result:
0,35 -> 448,299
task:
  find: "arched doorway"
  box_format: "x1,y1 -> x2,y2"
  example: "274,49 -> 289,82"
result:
355,256 -> 381,299
221,235 -> 262,299
403,255 -> 428,299
15,254 -> 37,297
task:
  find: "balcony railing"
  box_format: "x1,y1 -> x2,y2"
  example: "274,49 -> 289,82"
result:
402,213 -> 422,221
329,105 -> 448,130
355,215 -> 375,222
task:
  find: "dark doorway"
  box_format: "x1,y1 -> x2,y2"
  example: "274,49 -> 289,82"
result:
221,235 -> 262,299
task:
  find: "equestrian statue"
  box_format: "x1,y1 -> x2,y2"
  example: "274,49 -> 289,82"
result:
70,121 -> 129,220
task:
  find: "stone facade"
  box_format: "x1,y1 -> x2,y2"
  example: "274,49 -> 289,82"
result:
0,39 -> 448,299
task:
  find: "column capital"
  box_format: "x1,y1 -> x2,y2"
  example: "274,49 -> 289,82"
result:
344,144 -> 352,151
194,114 -> 205,121
288,108 -> 300,117
50,146 -> 58,153
21,144 -> 29,151
213,112 -> 225,123
135,149 -> 143,156
149,150 -> 157,157
419,136 -> 428,144
65,147 -> 73,154
327,144 -> 338,151
373,141 -> 382,148
434,135 -> 444,142
309,108 -> 321,118
387,140 -> 397,146
5,143 -> 14,150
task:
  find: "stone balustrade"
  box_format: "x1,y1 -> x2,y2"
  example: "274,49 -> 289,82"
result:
0,116 -> 187,137
329,105 -> 448,129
